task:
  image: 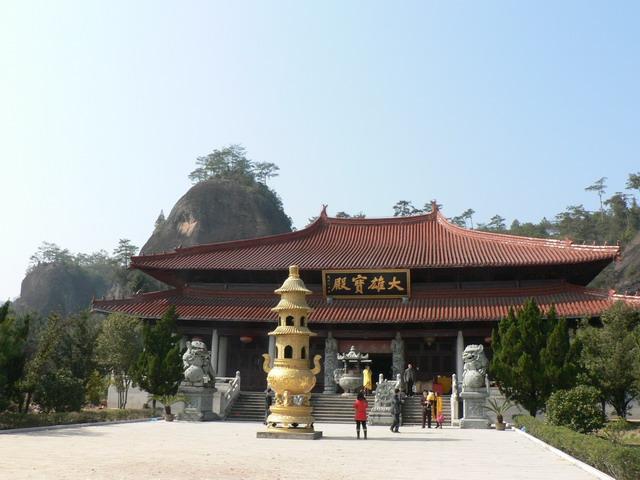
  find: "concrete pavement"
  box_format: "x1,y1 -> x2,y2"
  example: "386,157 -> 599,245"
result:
0,420 -> 598,480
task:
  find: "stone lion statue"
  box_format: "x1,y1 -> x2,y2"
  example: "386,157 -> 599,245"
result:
182,338 -> 215,386
461,344 -> 489,390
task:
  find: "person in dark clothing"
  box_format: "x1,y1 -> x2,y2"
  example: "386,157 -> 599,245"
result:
264,386 -> 273,425
420,390 -> 432,428
403,364 -> 416,396
353,391 -> 369,439
390,388 -> 402,433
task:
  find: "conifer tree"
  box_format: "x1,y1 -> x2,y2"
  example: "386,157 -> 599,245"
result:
0,302 -> 29,411
576,302 -> 640,418
133,306 -> 183,413
490,300 -> 576,416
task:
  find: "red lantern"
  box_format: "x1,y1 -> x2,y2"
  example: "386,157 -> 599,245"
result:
239,336 -> 253,344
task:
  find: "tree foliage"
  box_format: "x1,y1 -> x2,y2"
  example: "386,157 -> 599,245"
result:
20,313 -> 66,412
490,300 -> 577,416
576,302 -> 640,418
0,302 -> 29,411
154,210 -> 166,229
113,239 -> 138,268
132,306 -> 183,412
95,313 -> 142,409
585,176 -> 608,214
546,385 -> 606,434
390,172 -> 640,249
34,369 -> 84,413
187,144 -> 280,186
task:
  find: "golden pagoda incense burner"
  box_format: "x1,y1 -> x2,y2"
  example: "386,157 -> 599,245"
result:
261,265 -> 322,433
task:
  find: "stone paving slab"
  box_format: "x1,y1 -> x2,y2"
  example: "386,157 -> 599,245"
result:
0,420 -> 598,480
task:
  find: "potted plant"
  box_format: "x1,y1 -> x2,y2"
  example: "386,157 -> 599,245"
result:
152,394 -> 185,422
484,398 -> 514,430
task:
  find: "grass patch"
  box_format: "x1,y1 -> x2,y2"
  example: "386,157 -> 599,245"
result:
607,420 -> 640,447
0,409 -> 157,430
515,415 -> 640,480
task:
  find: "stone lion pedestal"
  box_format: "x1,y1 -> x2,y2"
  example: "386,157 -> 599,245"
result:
177,338 -> 218,422
459,344 -> 490,429
369,374 -> 401,426
459,388 -> 489,429
179,385 -> 217,421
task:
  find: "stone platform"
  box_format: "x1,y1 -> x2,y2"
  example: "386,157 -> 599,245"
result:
256,430 -> 323,440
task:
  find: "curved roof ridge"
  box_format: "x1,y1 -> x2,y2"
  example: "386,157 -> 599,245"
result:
435,211 -> 620,253
132,209 -> 440,263
131,210 -> 328,261
130,207 -> 620,272
326,210 -> 438,225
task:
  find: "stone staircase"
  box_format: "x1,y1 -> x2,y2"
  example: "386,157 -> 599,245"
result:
226,392 -> 450,425
401,395 -> 451,425
311,394 -> 375,423
226,391 -> 265,422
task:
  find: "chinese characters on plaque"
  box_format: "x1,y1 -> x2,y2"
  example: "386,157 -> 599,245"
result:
322,270 -> 410,298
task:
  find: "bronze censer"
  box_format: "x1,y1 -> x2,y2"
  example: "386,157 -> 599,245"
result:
261,265 -> 322,434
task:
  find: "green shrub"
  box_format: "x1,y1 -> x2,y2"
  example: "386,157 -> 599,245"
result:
546,385 -> 605,433
0,409 -> 155,430
601,418 -> 633,445
85,371 -> 109,406
515,415 -> 640,480
33,369 -> 84,412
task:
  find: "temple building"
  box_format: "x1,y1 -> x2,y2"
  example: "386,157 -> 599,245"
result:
93,205 -> 639,392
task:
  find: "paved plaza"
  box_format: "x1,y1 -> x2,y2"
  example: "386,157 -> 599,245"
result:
0,421 -> 594,480
0,420 -> 598,480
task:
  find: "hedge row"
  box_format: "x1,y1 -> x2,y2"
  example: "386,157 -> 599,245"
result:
0,409 -> 157,430
514,415 -> 640,480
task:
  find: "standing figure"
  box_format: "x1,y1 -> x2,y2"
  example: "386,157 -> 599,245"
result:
421,390 -> 432,429
390,388 -> 403,433
323,332 -> 339,394
403,363 -> 416,396
391,332 -> 405,378
264,386 -> 273,425
362,365 -> 373,395
435,392 -> 444,428
353,391 -> 369,439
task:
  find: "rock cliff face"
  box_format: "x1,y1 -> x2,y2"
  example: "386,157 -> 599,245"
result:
15,263 -> 108,317
591,231 -> 640,294
15,178 -> 292,317
141,179 -> 292,254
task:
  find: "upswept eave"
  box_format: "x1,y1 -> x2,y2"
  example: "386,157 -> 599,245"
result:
91,282 -> 640,324
128,208 -> 620,272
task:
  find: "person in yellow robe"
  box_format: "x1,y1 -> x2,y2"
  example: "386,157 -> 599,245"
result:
362,365 -> 373,395
435,392 -> 444,428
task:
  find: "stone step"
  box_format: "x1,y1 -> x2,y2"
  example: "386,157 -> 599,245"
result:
228,392 -> 452,424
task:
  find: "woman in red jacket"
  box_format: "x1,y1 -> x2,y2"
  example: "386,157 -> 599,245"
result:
353,391 -> 369,439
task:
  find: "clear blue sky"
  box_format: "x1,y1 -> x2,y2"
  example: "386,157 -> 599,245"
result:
1,1 -> 639,300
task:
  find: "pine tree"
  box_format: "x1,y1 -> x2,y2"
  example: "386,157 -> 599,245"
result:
490,300 -> 576,416
133,306 -> 183,414
576,302 -> 640,418
154,210 -> 166,229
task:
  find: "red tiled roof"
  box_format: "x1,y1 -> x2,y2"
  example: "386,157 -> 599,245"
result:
92,283 -> 640,323
131,209 -> 619,271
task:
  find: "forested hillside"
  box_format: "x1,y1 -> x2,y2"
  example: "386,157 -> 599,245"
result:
393,175 -> 640,292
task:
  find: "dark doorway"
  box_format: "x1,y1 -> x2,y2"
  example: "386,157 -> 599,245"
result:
369,353 -> 393,385
405,337 -> 454,382
226,335 -> 268,391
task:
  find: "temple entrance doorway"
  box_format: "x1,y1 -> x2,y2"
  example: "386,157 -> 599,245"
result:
369,353 -> 393,386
